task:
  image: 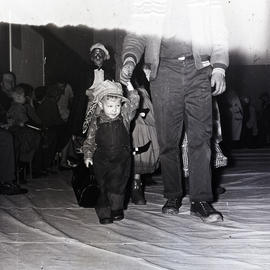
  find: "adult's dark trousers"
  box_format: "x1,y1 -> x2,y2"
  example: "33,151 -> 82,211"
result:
151,59 -> 213,202
0,128 -> 16,183
93,147 -> 131,219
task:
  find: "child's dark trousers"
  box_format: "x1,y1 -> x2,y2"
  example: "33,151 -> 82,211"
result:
93,118 -> 131,220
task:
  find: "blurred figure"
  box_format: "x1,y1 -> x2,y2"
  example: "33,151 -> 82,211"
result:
0,71 -> 16,125
259,92 -> 270,145
7,85 -> 41,182
240,96 -> 258,148
130,64 -> 160,205
227,90 -> 243,148
56,80 -> 74,123
49,80 -> 74,169
0,71 -> 16,96
182,98 -> 227,197
33,86 -> 64,177
0,128 -> 28,195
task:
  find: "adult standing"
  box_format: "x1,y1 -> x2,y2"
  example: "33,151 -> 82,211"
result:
120,0 -> 229,223
227,89 -> 243,148
69,43 -> 115,136
240,96 -> 258,148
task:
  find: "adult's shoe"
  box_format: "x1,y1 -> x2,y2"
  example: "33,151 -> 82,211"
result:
0,183 -> 28,195
162,197 -> 182,214
111,210 -> 124,221
190,201 -> 223,223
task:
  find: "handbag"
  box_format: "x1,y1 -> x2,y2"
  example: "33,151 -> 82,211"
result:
71,162 -> 100,207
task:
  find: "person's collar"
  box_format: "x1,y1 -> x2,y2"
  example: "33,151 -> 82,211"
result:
95,67 -> 104,71
91,63 -> 104,70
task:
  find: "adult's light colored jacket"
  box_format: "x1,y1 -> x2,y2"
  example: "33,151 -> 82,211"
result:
122,0 -> 229,80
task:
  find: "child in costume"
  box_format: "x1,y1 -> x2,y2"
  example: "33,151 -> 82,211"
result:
82,80 -> 139,224
130,65 -> 159,205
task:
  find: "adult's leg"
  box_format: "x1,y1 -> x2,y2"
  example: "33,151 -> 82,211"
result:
151,66 -> 185,199
185,64 -> 213,202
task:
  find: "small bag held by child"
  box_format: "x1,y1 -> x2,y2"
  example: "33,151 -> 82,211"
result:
71,163 -> 99,207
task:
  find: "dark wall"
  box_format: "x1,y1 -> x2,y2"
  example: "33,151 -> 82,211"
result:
0,23 -> 10,73
33,25 -> 93,91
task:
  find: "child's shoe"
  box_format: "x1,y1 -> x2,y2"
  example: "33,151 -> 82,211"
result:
112,210 -> 124,221
99,217 -> 113,225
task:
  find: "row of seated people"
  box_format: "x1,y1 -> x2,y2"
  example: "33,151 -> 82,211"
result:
0,71 -> 73,195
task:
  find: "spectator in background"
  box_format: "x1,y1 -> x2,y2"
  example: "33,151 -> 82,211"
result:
227,89 -> 243,148
7,86 -> 28,127
69,43 -> 115,136
0,71 -> 27,191
7,84 -> 42,128
54,80 -> 74,168
56,80 -> 74,123
7,85 -> 41,182
0,128 -> 28,195
240,96 -> 258,148
259,92 -> 270,145
0,71 -> 16,97
0,71 -> 16,125
19,83 -> 35,104
33,85 -> 64,177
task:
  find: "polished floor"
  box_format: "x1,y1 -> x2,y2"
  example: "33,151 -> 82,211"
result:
1,148 -> 270,270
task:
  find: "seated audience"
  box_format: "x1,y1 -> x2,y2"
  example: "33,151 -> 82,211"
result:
0,128 -> 28,195
7,85 -> 41,182
0,71 -> 16,125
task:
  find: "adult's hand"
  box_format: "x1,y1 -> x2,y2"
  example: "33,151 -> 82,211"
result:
211,72 -> 226,96
120,61 -> 136,85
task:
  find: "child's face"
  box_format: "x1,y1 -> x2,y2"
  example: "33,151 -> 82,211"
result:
13,93 -> 26,104
99,97 -> 122,119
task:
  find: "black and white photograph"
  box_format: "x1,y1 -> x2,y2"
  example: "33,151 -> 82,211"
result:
0,0 -> 270,269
